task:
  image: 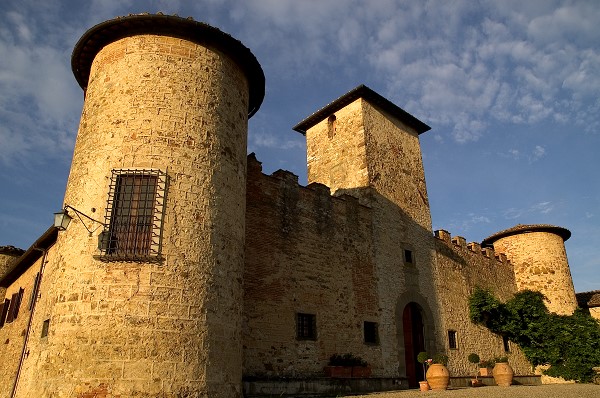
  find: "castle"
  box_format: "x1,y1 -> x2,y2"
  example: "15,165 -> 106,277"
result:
0,14 -> 594,398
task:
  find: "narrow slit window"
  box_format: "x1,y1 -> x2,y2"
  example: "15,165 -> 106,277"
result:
448,330 -> 458,349
327,115 -> 336,139
404,249 -> 414,264
99,169 -> 167,261
502,335 -> 510,352
41,319 -> 50,338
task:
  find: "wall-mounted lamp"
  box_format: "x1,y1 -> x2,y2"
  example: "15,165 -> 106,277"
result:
53,205 -> 105,235
53,209 -> 73,231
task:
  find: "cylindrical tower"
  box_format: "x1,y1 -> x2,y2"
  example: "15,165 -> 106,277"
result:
482,224 -> 577,315
28,14 -> 263,397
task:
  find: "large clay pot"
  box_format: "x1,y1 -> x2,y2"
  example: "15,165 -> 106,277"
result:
493,362 -> 514,387
426,364 -> 450,390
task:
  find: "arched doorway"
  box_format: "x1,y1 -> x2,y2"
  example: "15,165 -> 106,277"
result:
402,302 -> 425,388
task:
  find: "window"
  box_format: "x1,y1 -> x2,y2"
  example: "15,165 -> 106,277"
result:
327,115 -> 336,139
502,335 -> 510,352
448,330 -> 458,349
404,249 -> 414,264
0,299 -> 9,328
296,313 -> 316,340
99,169 -> 166,261
6,288 -> 24,323
28,273 -> 40,310
364,321 -> 379,344
41,319 -> 50,338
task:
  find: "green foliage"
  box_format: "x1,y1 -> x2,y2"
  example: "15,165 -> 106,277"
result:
417,351 -> 429,364
479,359 -> 494,368
469,287 -> 600,382
432,353 -> 449,366
468,353 -> 480,364
328,353 -> 367,367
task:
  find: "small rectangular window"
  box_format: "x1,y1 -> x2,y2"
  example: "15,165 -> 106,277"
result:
404,249 -> 414,265
41,318 -> 50,338
502,335 -> 510,352
99,169 -> 167,261
448,330 -> 458,349
364,321 -> 379,344
296,313 -> 316,340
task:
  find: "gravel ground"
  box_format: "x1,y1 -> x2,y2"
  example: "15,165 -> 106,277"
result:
351,384 -> 600,398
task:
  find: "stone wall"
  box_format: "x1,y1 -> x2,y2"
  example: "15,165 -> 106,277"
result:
243,155 -> 379,377
0,254 -> 40,398
489,228 -> 577,315
433,230 -> 532,376
302,95 -> 445,383
15,18 -> 260,397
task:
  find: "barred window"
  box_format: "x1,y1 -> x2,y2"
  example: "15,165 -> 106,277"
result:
296,313 -> 317,340
99,169 -> 166,261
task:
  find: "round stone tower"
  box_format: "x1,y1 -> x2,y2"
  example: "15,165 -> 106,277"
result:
33,14 -> 263,397
0,246 -> 24,279
482,224 -> 577,315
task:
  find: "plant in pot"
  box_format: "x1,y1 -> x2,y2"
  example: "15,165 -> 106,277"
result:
324,353 -> 370,378
426,353 -> 450,391
492,356 -> 513,387
467,353 -> 482,386
417,352 -> 431,391
478,359 -> 494,377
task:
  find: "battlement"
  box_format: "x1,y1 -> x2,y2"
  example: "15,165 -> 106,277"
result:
247,153 -> 371,237
434,229 -> 510,266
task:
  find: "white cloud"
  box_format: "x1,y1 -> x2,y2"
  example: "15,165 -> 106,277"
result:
530,145 -> 546,162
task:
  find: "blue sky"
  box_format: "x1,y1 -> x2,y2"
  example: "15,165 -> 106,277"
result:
0,1 -> 598,293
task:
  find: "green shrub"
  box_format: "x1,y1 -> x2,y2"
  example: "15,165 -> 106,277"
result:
469,287 -> 600,382
468,353 -> 480,364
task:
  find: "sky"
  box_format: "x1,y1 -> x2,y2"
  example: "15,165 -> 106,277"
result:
0,1 -> 598,293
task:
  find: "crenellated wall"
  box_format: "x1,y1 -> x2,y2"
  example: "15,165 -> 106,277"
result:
243,154 -> 381,377
432,229 -> 532,377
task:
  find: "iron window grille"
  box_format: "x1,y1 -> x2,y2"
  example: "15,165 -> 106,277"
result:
98,169 -> 167,262
296,313 -> 317,340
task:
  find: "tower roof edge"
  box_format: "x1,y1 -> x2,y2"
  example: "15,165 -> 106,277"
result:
292,84 -> 431,135
71,13 -> 265,117
482,223 -> 571,246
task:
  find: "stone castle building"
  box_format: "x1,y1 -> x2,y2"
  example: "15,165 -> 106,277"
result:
0,13 -> 591,398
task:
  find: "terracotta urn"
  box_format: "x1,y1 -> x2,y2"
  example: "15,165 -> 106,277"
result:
419,380 -> 430,391
493,362 -> 514,387
426,364 -> 450,390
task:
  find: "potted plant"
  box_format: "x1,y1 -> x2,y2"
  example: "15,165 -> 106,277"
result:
351,356 -> 372,378
417,352 -> 430,391
467,353 -> 481,386
492,356 -> 513,387
324,353 -> 370,378
425,353 -> 450,390
324,354 -> 352,378
478,359 -> 494,377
